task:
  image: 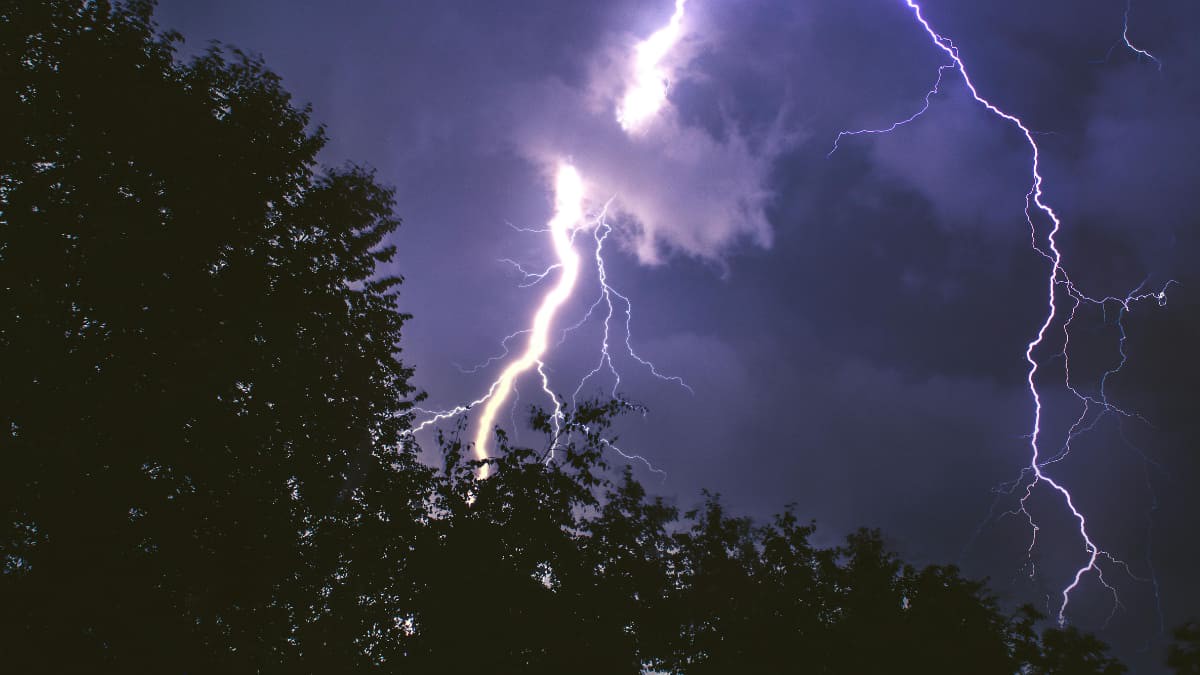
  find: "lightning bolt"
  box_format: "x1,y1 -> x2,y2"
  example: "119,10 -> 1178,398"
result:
407,164 -> 583,476
462,163 -> 584,480
833,0 -> 1173,626
829,64 -> 954,157
411,1 -> 693,479
1109,0 -> 1163,70
569,200 -> 695,408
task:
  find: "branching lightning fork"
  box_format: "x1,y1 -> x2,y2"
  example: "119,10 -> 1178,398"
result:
413,167 -> 688,480
1111,0 -> 1163,70
411,1 -> 694,480
832,0 -> 1173,626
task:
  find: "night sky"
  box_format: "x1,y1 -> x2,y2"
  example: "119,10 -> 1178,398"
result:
156,0 -> 1199,668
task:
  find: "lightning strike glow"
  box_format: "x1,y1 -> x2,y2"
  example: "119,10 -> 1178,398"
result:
617,0 -> 689,133
412,165 -> 687,480
463,164 -> 585,479
412,1 -> 693,481
835,0 -> 1173,627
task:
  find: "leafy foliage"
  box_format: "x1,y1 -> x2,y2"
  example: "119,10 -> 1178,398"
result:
1169,620 -> 1200,674
397,406 -> 1130,675
1,1 -> 424,670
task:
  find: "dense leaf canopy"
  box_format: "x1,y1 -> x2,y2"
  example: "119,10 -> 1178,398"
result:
1,1 -> 423,670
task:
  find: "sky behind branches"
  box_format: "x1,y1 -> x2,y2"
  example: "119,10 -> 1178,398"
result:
156,0 -> 1200,668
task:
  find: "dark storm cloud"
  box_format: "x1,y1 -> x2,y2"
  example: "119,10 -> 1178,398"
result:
863,82 -> 1034,235
156,1 -> 1199,669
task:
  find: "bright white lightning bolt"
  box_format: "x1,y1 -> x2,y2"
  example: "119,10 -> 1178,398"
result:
617,0 -> 689,133
413,1 -> 694,478
413,181 -> 688,479
407,167 -> 582,469
833,0 -> 1174,627
466,164 -> 584,480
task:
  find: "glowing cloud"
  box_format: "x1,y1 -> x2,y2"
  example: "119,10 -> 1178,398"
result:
617,0 -> 689,133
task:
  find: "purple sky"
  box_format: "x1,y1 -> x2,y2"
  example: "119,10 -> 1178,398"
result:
156,0 -> 1200,668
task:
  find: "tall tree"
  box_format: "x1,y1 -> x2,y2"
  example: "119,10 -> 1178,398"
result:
0,1 -> 425,671
409,409 -> 1128,675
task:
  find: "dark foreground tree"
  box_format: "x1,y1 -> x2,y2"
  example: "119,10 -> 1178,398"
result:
1169,620 -> 1200,674
406,405 -> 1128,675
1,1 -> 427,671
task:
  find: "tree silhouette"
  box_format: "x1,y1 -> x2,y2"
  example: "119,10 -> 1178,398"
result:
1,2 -> 425,671
1169,620 -> 1200,674
405,407 -> 1129,675
1032,625 -> 1128,675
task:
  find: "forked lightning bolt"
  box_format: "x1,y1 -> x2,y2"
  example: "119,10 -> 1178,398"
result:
412,167 -> 686,480
833,0 -> 1173,626
412,1 -> 693,478
569,200 -> 694,407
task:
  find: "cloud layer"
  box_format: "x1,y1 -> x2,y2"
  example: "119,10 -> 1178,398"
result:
507,3 -> 795,264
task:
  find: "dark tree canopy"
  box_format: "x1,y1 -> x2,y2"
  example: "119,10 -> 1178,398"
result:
396,406 -> 1131,675
1169,620 -> 1200,674
1,2 -> 1145,674
1,1 -> 425,670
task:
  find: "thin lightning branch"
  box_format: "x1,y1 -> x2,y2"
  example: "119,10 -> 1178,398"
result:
498,258 -> 562,288
1041,283 -> 1171,469
1119,0 -> 1163,70
572,201 -> 625,406
615,280 -> 694,395
1097,0 -> 1163,70
506,219 -> 553,234
509,381 -> 522,444
411,399 -> 489,435
836,0 -> 1174,626
829,64 -> 954,157
534,360 -> 563,460
601,437 -> 669,482
555,218 -> 617,350
454,329 -> 530,375
572,201 -> 695,406
541,398 -> 668,480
